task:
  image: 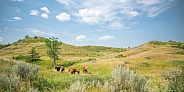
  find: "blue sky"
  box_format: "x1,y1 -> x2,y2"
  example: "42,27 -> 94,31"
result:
0,0 -> 184,47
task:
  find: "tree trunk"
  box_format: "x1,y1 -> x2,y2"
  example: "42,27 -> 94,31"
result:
53,53 -> 56,66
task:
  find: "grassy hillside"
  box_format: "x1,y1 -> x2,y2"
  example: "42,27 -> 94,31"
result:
0,37 -> 184,91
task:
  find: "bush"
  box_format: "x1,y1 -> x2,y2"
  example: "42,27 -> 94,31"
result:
0,62 -> 54,91
144,56 -> 151,59
13,62 -> 39,81
115,54 -> 126,58
59,61 -> 79,67
70,80 -> 86,92
148,41 -> 166,45
105,65 -> 149,92
124,61 -> 130,64
13,55 -> 28,61
162,67 -> 184,92
0,74 -> 20,92
30,75 -> 52,91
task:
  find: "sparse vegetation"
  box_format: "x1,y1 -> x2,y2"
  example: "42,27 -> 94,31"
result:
0,37 -> 184,91
148,40 -> 166,45
115,54 -> 126,58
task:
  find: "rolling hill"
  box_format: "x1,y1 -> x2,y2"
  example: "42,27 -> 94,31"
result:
0,36 -> 184,91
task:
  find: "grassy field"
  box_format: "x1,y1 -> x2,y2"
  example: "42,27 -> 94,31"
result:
0,37 -> 184,91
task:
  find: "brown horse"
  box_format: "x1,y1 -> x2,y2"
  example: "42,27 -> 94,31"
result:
55,66 -> 61,71
61,67 -> 65,72
68,68 -> 80,74
83,66 -> 88,73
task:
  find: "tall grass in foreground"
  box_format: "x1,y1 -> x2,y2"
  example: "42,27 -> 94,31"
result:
161,66 -> 184,92
0,61 -> 53,92
70,64 -> 149,92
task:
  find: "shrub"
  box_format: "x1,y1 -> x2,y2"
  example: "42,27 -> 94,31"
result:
59,61 -> 79,67
30,75 -> 52,91
144,56 -> 151,59
105,65 -> 149,92
13,55 -> 28,61
13,62 -> 39,81
124,61 -> 130,64
0,74 -> 20,92
88,58 -> 96,61
148,41 -> 166,45
163,67 -> 184,92
70,80 -> 86,92
115,54 -> 126,58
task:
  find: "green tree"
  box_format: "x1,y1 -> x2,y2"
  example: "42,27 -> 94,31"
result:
45,37 -> 61,65
27,47 -> 40,62
25,35 -> 29,38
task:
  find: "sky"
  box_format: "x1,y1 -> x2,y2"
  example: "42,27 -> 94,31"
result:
0,0 -> 184,48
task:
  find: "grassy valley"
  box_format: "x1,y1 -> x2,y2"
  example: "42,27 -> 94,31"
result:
0,37 -> 184,92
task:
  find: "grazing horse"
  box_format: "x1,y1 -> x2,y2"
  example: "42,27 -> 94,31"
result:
61,67 -> 65,73
83,66 -> 88,73
55,66 -> 61,71
68,68 -> 80,74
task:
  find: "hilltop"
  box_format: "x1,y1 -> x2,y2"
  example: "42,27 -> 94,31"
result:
0,36 -> 126,60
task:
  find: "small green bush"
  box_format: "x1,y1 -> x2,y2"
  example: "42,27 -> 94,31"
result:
115,54 -> 126,58
30,75 -> 52,91
13,55 -> 28,61
59,61 -> 79,67
124,61 -> 130,64
144,56 -> 151,59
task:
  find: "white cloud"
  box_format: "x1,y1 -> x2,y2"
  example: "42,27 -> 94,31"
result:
0,37 -> 3,42
109,22 -> 124,30
138,0 -> 161,6
97,29 -> 102,32
30,30 -> 44,35
2,17 -> 22,21
99,35 -> 113,40
56,0 -> 175,29
29,29 -> 55,36
12,0 -> 23,2
13,17 -> 21,20
56,0 -> 74,6
40,7 -> 50,14
56,12 -> 70,21
41,13 -> 49,19
76,35 -> 87,41
2,19 -> 14,22
16,9 -> 21,13
29,10 -> 39,16
129,11 -> 140,17
78,8 -> 102,24
146,6 -> 166,18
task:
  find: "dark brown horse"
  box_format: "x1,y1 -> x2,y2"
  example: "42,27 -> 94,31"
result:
55,66 -> 61,71
61,67 -> 65,72
83,66 -> 88,73
68,68 -> 80,74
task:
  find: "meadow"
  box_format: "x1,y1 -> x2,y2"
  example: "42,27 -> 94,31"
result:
0,37 -> 184,92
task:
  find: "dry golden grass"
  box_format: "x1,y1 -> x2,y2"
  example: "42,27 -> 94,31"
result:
0,37 -> 184,91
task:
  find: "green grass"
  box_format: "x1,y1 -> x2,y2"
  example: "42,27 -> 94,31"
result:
1,37 -> 184,91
